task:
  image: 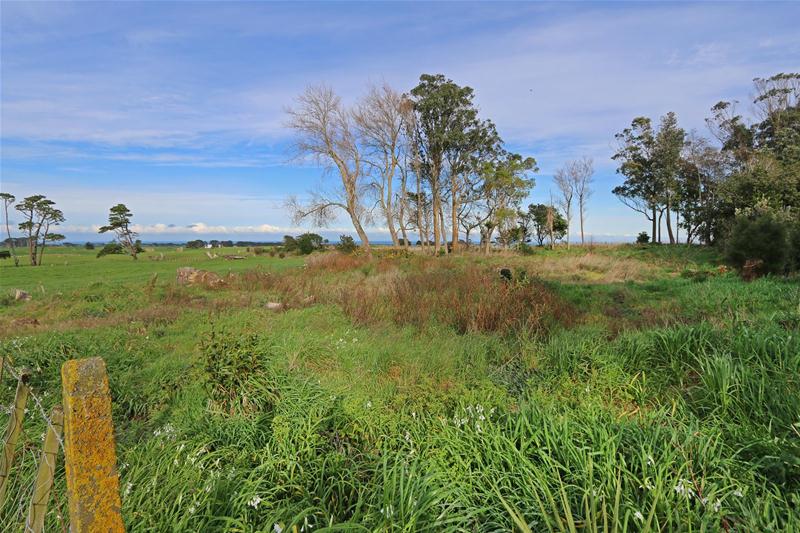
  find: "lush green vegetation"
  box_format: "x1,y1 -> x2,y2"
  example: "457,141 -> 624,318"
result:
1,245 -> 798,531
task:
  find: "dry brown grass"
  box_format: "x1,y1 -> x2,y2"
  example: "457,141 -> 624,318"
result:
512,253 -> 659,283
336,265 -> 574,336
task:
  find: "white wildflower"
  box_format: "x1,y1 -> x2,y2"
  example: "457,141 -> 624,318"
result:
123,482 -> 133,498
248,495 -> 262,508
733,489 -> 743,498
634,511 -> 644,522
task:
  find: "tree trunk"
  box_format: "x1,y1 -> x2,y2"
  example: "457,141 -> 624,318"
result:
651,206 -> 657,244
451,193 -> 459,254
2,207 -> 19,267
579,208 -> 585,245
439,204 -> 448,254
665,200 -> 675,244
385,176 -> 399,247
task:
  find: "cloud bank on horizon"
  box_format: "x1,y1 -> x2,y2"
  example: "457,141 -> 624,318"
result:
1,1 -> 799,242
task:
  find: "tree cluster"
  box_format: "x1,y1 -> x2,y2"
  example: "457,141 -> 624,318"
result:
0,193 -> 64,266
613,73 -> 800,248
285,74 -> 546,255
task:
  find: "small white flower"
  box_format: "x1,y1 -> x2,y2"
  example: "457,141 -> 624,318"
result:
123,482 -> 133,498
365,401 -> 372,409
646,455 -> 654,466
248,495 -> 262,508
634,511 -> 644,522
733,489 -> 743,498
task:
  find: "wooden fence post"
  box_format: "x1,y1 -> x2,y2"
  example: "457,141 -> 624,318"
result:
61,357 -> 125,532
24,404 -> 63,533
0,367 -> 32,509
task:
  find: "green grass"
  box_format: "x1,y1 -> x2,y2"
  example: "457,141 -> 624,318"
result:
1,245 -> 798,531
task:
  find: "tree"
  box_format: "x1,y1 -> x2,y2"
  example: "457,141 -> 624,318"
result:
285,85 -> 372,255
570,157 -> 594,245
612,117 -> 659,243
612,113 -> 685,244
477,153 -> 536,253
99,204 -> 139,259
296,233 -> 324,255
15,195 -> 65,266
0,193 -> 20,266
553,165 -> 575,249
408,74 -> 485,254
519,203 -> 567,246
652,112 -> 686,244
353,83 -> 404,247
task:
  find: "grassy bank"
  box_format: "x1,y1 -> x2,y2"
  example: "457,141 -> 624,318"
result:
1,245 -> 798,531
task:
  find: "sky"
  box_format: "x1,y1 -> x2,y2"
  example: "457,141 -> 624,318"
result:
1,1 -> 799,243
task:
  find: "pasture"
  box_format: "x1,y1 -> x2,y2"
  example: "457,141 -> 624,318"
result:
0,245 -> 798,531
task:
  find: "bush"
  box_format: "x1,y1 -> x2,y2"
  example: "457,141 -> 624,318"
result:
335,234 -> 357,254
296,233 -> 324,255
96,242 -> 124,258
252,246 -> 266,256
636,231 -> 650,244
84,242 -> 95,250
789,220 -> 800,272
725,214 -> 788,274
518,242 -> 535,255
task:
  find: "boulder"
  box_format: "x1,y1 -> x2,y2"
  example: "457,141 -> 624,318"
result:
14,289 -> 31,301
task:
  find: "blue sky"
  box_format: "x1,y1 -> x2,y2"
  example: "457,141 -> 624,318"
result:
2,1 -> 799,242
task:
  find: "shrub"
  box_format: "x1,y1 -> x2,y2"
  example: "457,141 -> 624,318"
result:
297,233 -> 325,255
789,220 -> 800,272
518,242 -> 535,255
252,246 -> 266,256
725,214 -> 788,274
96,242 -> 124,258
278,252 -> 286,259
636,231 -> 650,244
335,234 -> 358,254
84,242 -> 95,250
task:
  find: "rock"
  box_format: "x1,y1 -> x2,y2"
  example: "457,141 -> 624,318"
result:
223,255 -> 246,260
14,289 -> 30,301
265,302 -> 284,311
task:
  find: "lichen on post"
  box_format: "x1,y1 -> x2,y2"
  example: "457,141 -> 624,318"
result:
61,357 -> 125,532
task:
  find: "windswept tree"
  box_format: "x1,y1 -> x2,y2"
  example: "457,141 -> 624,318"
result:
99,204 -> 139,259
0,193 -> 20,266
285,85 -> 372,255
15,195 -> 65,266
612,114 -> 685,244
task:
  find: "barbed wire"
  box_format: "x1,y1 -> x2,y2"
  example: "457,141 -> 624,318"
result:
2,359 -> 65,453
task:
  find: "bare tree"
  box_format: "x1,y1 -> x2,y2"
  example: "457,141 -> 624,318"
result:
569,157 -> 594,245
553,166 -> 575,249
285,85 -> 372,255
353,83 -> 404,247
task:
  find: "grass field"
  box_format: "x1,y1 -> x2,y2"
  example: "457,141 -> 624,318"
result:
1,245 -> 799,531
